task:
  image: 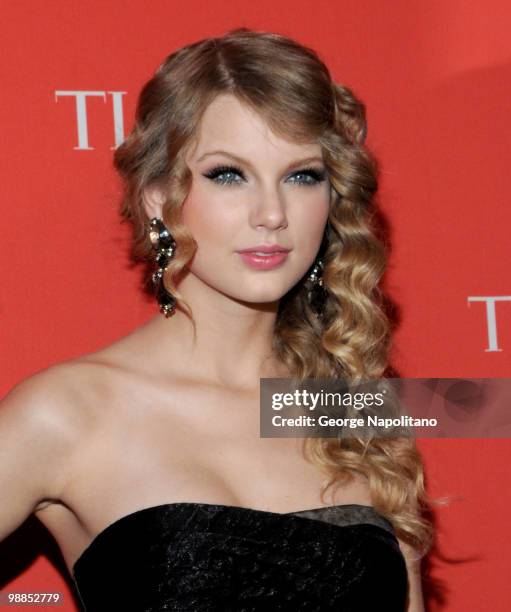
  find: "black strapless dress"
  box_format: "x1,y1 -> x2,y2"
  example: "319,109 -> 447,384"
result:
72,502 -> 408,611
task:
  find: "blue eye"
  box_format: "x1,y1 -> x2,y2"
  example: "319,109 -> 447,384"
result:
202,164 -> 327,187
203,165 -> 246,186
288,168 -> 326,186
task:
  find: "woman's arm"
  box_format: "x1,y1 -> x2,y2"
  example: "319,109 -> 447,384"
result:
0,368 -> 76,545
398,537 -> 425,612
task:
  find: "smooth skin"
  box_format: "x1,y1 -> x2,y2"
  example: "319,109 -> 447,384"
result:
0,94 -> 424,611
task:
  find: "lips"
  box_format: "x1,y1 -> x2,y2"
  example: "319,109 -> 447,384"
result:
243,250 -> 287,256
237,250 -> 290,270
236,245 -> 290,254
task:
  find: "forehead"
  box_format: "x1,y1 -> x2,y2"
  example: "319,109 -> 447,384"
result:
186,93 -> 322,163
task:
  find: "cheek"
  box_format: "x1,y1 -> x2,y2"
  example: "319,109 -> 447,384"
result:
181,189 -> 240,250
293,194 -> 330,245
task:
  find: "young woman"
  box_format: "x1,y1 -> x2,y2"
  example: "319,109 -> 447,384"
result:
1,28 -> 434,610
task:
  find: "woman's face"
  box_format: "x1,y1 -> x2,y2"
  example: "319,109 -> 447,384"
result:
178,93 -> 330,305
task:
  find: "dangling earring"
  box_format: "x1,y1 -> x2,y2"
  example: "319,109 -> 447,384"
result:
305,257 -> 326,315
307,258 -> 324,287
148,217 -> 177,318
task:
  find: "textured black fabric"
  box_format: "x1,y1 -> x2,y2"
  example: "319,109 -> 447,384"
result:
72,502 -> 408,611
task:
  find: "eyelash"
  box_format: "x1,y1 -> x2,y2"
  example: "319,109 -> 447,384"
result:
202,164 -> 327,188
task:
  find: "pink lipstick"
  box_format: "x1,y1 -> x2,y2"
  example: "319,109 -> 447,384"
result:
236,244 -> 291,270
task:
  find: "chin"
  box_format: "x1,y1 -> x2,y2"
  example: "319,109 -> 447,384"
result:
231,286 -> 295,305
223,287 -> 285,304
231,291 -> 279,303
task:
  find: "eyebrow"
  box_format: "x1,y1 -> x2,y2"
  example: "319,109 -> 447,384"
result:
196,150 -> 324,171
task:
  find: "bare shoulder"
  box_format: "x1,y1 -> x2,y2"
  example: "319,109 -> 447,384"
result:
2,357 -> 109,434
1,351 -> 131,482
0,358 -> 109,543
1,358 -> 110,467
2,362 -> 88,445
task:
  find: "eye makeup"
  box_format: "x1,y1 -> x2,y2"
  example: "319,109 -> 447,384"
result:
202,164 -> 327,187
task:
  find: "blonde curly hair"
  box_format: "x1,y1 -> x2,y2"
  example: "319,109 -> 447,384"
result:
113,26 -> 444,560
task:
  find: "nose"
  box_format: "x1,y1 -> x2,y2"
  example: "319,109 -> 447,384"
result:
249,185 -> 288,231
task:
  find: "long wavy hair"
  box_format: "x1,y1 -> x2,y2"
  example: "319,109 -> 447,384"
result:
113,27 -> 444,560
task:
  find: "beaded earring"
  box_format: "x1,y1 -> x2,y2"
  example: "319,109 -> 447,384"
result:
305,256 -> 327,316
148,217 -> 177,317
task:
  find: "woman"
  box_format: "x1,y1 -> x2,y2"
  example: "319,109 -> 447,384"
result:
1,27 -> 435,610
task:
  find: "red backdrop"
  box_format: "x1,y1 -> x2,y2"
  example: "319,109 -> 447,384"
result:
1,1 -> 510,610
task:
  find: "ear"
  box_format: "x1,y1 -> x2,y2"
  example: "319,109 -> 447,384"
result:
142,184 -> 167,220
